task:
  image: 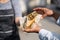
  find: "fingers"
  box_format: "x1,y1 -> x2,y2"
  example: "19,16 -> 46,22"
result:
33,7 -> 51,11
23,23 -> 40,33
33,7 -> 47,11
23,29 -> 31,32
33,7 -> 42,11
33,7 -> 48,14
33,7 -> 53,16
33,7 -> 44,14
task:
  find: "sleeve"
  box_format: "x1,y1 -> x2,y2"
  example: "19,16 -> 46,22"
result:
39,29 -> 54,40
56,16 -> 60,26
11,0 -> 22,17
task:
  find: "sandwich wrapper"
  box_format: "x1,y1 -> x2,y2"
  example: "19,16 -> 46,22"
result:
20,11 -> 42,29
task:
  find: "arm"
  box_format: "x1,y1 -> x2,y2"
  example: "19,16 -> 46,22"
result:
39,29 -> 54,40
11,0 -> 22,25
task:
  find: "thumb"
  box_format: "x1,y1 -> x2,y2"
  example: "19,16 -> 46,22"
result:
23,28 -> 32,32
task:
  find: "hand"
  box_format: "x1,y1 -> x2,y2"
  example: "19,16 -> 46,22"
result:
33,7 -> 53,16
15,17 -> 21,26
23,23 -> 41,33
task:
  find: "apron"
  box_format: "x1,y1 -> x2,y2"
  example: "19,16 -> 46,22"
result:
0,0 -> 20,40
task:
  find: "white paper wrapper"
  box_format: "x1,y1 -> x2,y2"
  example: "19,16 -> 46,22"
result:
35,14 -> 42,26
20,16 -> 27,28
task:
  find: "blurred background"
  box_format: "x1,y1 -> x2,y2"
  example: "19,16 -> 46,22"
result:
20,0 -> 60,16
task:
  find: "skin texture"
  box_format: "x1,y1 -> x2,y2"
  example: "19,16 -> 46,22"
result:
23,23 -> 40,33
33,7 -> 53,19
